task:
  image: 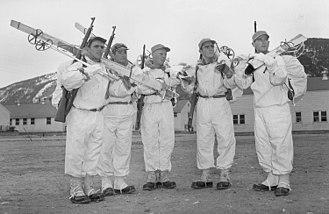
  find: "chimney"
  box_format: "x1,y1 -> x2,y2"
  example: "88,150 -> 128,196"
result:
322,69 -> 328,81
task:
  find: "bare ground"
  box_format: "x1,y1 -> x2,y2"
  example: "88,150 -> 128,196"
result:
0,133 -> 329,214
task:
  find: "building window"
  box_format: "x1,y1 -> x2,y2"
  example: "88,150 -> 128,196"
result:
46,117 -> 51,125
10,119 -> 12,126
31,118 -> 35,125
296,112 -> 302,123
321,111 -> 327,122
240,114 -> 245,124
174,112 -> 178,117
233,115 -> 238,124
313,112 -> 319,122
314,111 -> 327,122
15,118 -> 19,125
23,118 -> 27,125
233,114 -> 245,125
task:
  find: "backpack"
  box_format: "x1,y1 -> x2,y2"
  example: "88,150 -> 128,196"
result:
282,55 -> 307,105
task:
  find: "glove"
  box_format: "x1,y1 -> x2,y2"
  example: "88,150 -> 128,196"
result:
253,53 -> 276,69
84,64 -> 103,76
216,60 -> 234,78
120,75 -> 132,90
179,75 -> 194,87
287,88 -> 295,101
244,63 -> 256,75
160,81 -> 168,90
167,77 -> 181,87
156,78 -> 168,91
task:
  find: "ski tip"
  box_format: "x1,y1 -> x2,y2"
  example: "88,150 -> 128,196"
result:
10,20 -> 20,28
74,22 -> 82,28
295,34 -> 307,40
289,34 -> 307,44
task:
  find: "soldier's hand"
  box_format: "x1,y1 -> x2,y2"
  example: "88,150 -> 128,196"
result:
85,64 -> 103,76
216,60 -> 233,78
244,64 -> 256,75
121,75 -> 132,90
168,77 -> 181,87
253,53 -> 276,69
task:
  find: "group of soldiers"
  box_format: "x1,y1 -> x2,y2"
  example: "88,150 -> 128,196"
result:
52,30 -> 305,204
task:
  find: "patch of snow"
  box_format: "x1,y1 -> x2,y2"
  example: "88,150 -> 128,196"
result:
33,81 -> 56,102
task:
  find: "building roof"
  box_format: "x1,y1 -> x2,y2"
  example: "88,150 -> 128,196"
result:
242,77 -> 329,95
0,103 -> 10,114
4,103 -> 57,119
306,77 -> 329,91
174,100 -> 189,113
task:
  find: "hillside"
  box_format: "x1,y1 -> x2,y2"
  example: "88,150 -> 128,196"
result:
299,38 -> 329,77
0,73 -> 57,105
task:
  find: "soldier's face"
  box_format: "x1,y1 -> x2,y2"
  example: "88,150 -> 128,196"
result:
200,42 -> 215,58
252,35 -> 270,54
113,49 -> 128,66
87,40 -> 105,61
152,49 -> 167,67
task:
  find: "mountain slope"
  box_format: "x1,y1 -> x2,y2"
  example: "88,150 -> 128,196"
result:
0,73 -> 57,105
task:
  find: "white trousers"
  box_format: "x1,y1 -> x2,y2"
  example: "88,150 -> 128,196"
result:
196,97 -> 236,170
141,101 -> 175,172
254,103 -> 293,175
98,104 -> 135,177
65,108 -> 104,177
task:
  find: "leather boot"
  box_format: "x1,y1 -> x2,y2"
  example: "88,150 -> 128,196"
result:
84,175 -> 104,202
143,171 -> 156,191
275,174 -> 291,197
69,176 -> 90,204
161,170 -> 176,189
101,176 -> 114,196
114,176 -> 136,194
216,169 -> 231,190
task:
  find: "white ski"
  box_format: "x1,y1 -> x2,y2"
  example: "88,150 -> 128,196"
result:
250,34 -> 307,69
74,22 -> 96,38
10,20 -> 119,81
11,20 -> 81,55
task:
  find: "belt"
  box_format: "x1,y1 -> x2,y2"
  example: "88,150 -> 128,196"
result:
107,101 -> 132,105
73,105 -> 105,112
198,94 -> 226,99
144,93 -> 157,96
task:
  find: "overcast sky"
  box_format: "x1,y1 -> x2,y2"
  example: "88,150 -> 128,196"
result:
0,0 -> 328,88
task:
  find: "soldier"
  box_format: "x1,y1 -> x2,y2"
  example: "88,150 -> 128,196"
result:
97,43 -> 136,196
59,36 -> 108,204
234,31 -> 304,196
183,38 -> 237,190
136,44 -> 180,191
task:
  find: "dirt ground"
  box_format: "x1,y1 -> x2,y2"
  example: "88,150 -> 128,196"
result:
0,132 -> 329,214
